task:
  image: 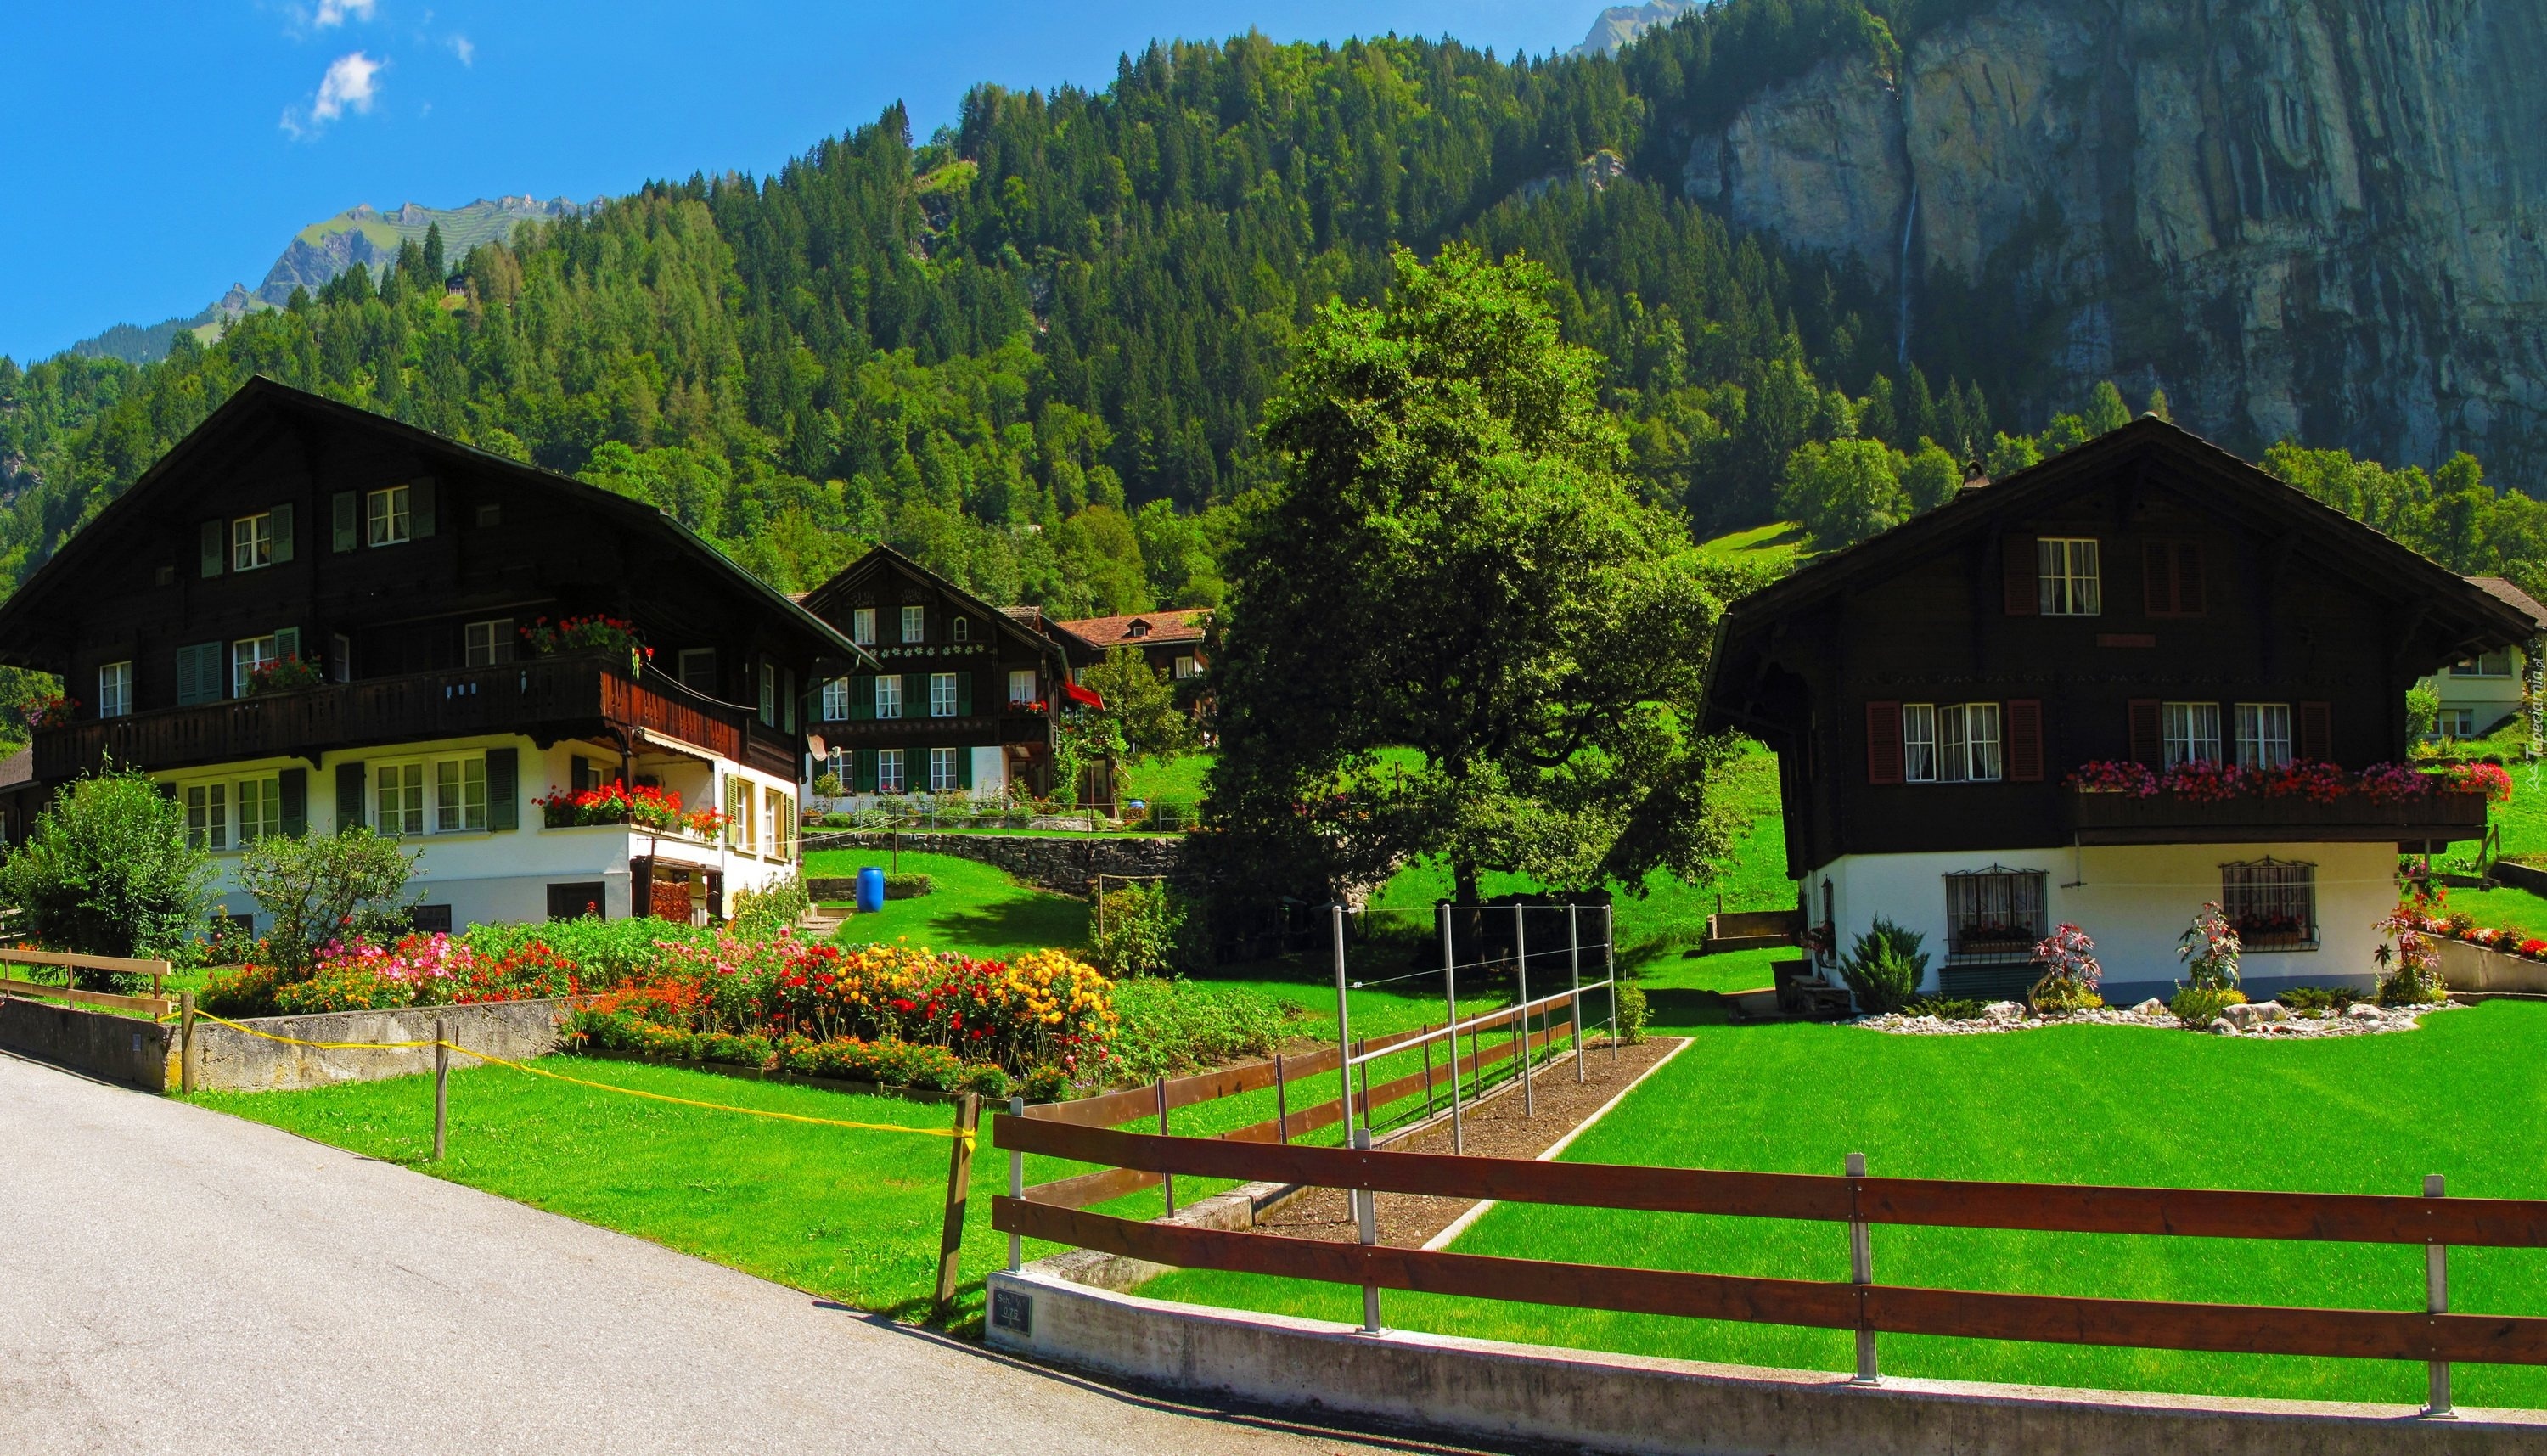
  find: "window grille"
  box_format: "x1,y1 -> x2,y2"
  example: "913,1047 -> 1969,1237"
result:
2223,857 -> 2317,950
1943,866 -> 2046,962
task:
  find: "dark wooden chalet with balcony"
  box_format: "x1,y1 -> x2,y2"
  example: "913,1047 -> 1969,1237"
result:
1699,416 -> 2535,1003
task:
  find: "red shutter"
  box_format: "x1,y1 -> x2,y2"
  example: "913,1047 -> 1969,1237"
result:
2298,700 -> 2331,762
2177,542 -> 2206,616
2142,543 -> 2173,616
2128,699 -> 2162,767
2004,536 -> 2038,616
1866,701 -> 1904,784
2005,700 -> 2044,782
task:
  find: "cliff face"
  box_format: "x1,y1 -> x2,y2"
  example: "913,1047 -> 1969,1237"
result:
1681,0 -> 2547,475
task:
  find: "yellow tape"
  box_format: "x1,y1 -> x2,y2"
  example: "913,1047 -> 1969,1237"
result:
178,1007 -> 971,1145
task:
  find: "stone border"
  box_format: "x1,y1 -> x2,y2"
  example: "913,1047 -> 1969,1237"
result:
985,1265 -> 2547,1456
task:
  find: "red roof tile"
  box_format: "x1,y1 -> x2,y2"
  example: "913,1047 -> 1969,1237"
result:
1055,610 -> 1210,649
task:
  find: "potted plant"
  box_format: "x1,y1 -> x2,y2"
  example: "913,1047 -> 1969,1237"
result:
244,655 -> 325,696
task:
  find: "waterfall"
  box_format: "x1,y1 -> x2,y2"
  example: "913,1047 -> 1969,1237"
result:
1896,182 -> 1920,369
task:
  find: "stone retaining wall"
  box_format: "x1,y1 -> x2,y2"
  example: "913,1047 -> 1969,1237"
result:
189,997 -> 577,1093
0,1000 -> 176,1092
2437,937 -> 2547,994
802,830 -> 1191,895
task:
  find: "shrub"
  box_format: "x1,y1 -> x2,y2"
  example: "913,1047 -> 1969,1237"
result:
1903,995 -> 1987,1020
810,771 -> 844,799
2374,903 -> 2448,1003
1144,800 -> 1189,832
2029,922 -> 2102,1009
199,961 -> 284,1016
462,916 -> 714,987
1105,978 -> 1293,1082
1840,919 -> 1928,1013
237,825 -> 420,975
2279,984 -> 2362,1016
882,873 -> 934,899
2174,902 -> 2242,991
2171,984 -> 2247,1028
729,876 -> 810,937
1088,880 -> 1186,977
0,766 -> 216,970
1614,981 -> 1649,1043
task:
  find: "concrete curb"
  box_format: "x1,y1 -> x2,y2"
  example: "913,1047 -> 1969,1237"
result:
984,1265 -> 2547,1456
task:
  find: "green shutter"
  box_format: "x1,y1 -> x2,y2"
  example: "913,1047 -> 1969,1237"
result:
411,477 -> 436,537
486,746 -> 519,830
278,768 -> 307,837
856,749 -> 878,793
335,762 -> 366,831
175,644 -> 222,706
274,627 -> 301,663
958,746 -> 975,790
851,674 -> 875,721
333,492 -> 358,551
957,670 -> 973,717
200,521 -> 223,578
271,503 -> 295,564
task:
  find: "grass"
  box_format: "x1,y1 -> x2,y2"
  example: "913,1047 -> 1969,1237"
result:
1701,521 -> 1810,574
1122,752 -> 1212,804
1140,997 -> 2547,1408
805,850 -> 1088,959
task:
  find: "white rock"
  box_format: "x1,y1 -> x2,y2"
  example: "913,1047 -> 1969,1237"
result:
2346,1002 -> 2381,1020
2132,998 -> 2167,1016
1982,1000 -> 2025,1021
2210,1020 -> 2240,1036
2251,1000 -> 2288,1023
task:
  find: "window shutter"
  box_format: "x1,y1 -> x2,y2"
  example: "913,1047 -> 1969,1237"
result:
200,521 -> 224,578
2176,543 -> 2206,616
486,746 -> 519,830
335,761 -> 367,831
278,768 -> 307,838
175,643 -> 221,706
856,749 -> 879,793
274,627 -> 301,663
958,747 -> 976,790
2142,543 -> 2173,616
333,492 -> 358,552
2005,700 -> 2044,782
2128,699 -> 2162,767
2003,536 -> 2038,616
271,503 -> 295,564
957,670 -> 974,717
410,478 -> 437,537
2299,700 -> 2332,762
1865,700 -> 1904,784
851,674 -> 874,721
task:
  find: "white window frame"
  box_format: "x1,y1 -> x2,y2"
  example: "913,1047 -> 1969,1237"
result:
232,512 -> 275,572
761,785 -> 783,857
821,678 -> 852,722
877,748 -> 907,795
98,661 -> 132,719
928,746 -> 961,793
951,616 -> 970,642
1173,655 -> 1200,679
232,634 -> 281,697
1938,702 -> 2002,783
901,604 -> 925,644
329,633 -> 352,683
1009,668 -> 1038,706
2234,703 -> 2293,769
874,674 -> 903,720
2450,649 -> 2516,677
2036,537 -> 2102,616
375,762 -> 428,837
185,782 -> 230,852
1901,704 -> 1938,784
2439,708 -> 2478,739
366,485 -> 412,547
464,618 -> 514,667
236,775 -> 282,843
434,756 -> 488,834
851,608 -> 876,647
929,672 -> 959,718
2162,701 -> 2223,767
758,662 -> 777,726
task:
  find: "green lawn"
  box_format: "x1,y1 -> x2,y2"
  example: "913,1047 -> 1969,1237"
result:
1701,521 -> 1809,575
1140,997 -> 2547,1408
805,850 -> 1089,959
1122,752 -> 1212,804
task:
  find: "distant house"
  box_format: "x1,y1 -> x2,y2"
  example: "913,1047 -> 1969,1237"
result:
1056,610 -> 1211,683
0,378 -> 867,929
797,547 -> 1083,803
1701,417 -> 2536,1004
2421,576 -> 2547,745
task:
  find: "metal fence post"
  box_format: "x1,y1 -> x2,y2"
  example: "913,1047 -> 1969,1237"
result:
1439,905 -> 1463,1154
1355,1127 -> 1382,1335
1331,903 -> 1354,1151
1155,1078 -> 1176,1217
1848,1150 -> 1878,1384
1568,903 -> 1585,1083
1006,1093 -> 1025,1273
1355,1037 -> 1370,1127
1274,1054 -> 1290,1144
1514,902 -> 1533,1116
1605,905 -> 1620,1063
2426,1172 -> 2454,1418
431,1018 -> 450,1162
1421,1026 -> 1434,1118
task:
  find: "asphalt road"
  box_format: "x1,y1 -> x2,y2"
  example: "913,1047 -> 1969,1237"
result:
0,1051 -> 1438,1456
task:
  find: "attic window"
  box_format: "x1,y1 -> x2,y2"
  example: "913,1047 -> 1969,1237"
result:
1125,619 -> 1150,638
952,617 -> 970,642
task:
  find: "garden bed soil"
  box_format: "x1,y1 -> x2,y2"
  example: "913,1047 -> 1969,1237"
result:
1245,1035 -> 1684,1251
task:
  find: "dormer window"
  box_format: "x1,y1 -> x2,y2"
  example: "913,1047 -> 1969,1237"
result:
1126,619 -> 1150,638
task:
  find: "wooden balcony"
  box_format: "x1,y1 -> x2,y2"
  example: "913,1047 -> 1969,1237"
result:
2061,787 -> 2487,846
36,650 -> 800,782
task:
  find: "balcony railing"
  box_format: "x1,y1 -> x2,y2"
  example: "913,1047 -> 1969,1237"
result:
37,650 -> 799,781
2062,786 -> 2487,846
812,712 -> 1054,747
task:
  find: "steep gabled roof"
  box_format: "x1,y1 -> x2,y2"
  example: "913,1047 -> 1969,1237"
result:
800,544 -> 1072,664
2468,576 -> 2547,633
0,376 -> 871,670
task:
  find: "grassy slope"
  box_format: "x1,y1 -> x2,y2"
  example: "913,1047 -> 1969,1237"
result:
1701,521 -> 1810,574
804,850 -> 1089,959
1142,995 -> 2547,1408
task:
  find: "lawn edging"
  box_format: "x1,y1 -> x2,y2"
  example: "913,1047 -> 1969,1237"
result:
984,1264 -> 2547,1456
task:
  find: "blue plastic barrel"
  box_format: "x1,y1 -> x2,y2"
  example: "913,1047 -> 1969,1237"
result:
856,866 -> 887,914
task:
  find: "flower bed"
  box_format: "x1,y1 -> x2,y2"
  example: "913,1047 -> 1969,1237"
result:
204,932 -> 578,1015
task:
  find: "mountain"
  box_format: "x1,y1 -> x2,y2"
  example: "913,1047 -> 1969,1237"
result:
63,196 -> 594,365
1570,2 -> 1700,58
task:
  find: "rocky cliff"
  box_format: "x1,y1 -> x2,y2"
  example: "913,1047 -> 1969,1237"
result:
1679,0 -> 2547,476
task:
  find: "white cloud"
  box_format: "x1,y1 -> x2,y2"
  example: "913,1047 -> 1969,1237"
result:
451,33 -> 473,65
281,51 -> 382,138
312,0 -> 376,27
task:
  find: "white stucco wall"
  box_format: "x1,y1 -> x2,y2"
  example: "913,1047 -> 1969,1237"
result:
1806,840 -> 2398,1001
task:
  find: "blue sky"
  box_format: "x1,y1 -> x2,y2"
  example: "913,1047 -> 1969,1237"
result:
0,2 -> 1605,364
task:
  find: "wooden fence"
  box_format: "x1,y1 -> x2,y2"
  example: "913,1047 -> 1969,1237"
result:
0,947 -> 176,1016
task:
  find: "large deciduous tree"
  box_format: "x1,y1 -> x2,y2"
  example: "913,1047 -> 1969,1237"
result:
1208,245 -> 1742,902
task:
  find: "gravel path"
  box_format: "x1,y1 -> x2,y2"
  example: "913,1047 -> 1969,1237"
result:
0,1051 -> 1455,1456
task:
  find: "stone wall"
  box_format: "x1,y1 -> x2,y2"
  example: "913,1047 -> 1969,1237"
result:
802,830 -> 1192,896
188,997 -> 577,1093
0,1000 -> 176,1092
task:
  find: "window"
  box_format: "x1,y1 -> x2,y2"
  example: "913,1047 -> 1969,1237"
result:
737,781 -> 760,855
232,513 -> 275,572
1943,867 -> 2047,961
464,619 -> 514,667
237,776 -> 281,843
2036,537 -> 2101,616
2144,541 -> 2206,617
878,748 -> 907,794
2439,708 -> 2478,739
874,674 -> 903,720
330,633 -> 353,683
951,616 -> 970,642
2223,857 -> 2317,950
677,648 -> 716,694
375,763 -> 427,836
1902,704 -> 1938,783
929,746 -> 962,792
2451,649 -> 2516,677
2235,703 -> 2293,769
851,608 -> 877,647
232,635 -> 281,697
762,785 -> 784,857
2162,701 -> 2223,767
930,672 -> 959,718
546,883 -> 606,921
185,783 -> 229,852
97,662 -> 131,719
366,486 -> 412,546
821,678 -> 852,722
475,503 -> 503,528
758,663 -> 777,726
1009,669 -> 1038,705
1173,655 -> 1200,679
901,605 -> 925,643
435,758 -> 488,833
723,775 -> 748,847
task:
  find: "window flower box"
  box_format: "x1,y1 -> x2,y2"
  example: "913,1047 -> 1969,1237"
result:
536,782 -> 724,839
